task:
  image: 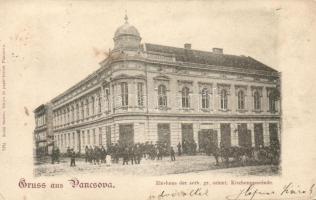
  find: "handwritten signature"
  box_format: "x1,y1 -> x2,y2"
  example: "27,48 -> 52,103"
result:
226,182 -> 316,200
148,187 -> 208,200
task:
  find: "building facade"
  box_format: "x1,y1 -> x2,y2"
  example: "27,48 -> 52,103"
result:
34,103 -> 54,155
34,16 -> 281,154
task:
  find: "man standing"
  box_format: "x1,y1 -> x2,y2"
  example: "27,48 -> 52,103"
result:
70,150 -> 76,167
177,142 -> 182,156
51,146 -> 56,164
170,147 -> 176,161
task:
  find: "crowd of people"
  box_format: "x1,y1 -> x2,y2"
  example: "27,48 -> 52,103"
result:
50,140 -> 280,168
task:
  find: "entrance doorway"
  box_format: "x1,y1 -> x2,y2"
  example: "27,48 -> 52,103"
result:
181,123 -> 194,154
198,129 -> 218,153
119,124 -> 134,147
220,123 -> 231,148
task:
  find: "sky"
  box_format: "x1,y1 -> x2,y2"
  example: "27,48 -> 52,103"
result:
2,0 -> 316,165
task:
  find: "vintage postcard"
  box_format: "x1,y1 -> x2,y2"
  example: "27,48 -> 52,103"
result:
0,0 -> 316,199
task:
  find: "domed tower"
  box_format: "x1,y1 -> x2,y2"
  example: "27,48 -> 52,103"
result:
113,15 -> 141,51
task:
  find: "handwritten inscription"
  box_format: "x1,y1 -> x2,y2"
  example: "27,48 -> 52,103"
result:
226,182 -> 316,200
148,187 -> 208,200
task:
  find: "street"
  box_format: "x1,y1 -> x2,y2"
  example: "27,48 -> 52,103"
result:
34,155 -> 279,177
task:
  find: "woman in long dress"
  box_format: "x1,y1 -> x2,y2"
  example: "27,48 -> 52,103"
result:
106,153 -> 112,167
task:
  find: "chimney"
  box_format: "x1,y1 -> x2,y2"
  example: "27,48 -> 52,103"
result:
212,48 -> 223,54
184,43 -> 191,49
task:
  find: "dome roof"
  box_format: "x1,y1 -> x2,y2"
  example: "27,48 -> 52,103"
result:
114,15 -> 140,38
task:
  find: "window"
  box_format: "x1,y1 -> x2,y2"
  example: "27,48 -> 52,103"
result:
91,96 -> 95,115
81,102 -> 84,119
201,88 -> 210,109
220,89 -> 228,110
158,84 -> 167,107
137,82 -> 144,106
85,99 -> 89,117
254,91 -> 261,110
105,88 -> 110,111
68,133 -> 70,147
237,90 -> 245,110
98,95 -> 102,113
182,87 -> 190,108
72,132 -> 75,147
76,104 -> 79,120
99,128 -> 103,146
93,129 -> 96,145
82,131 -> 85,146
269,93 -> 276,112
87,130 -> 90,145
121,82 -> 128,106
71,106 -> 74,122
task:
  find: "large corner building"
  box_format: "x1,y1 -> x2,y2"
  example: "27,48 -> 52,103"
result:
34,16 -> 281,154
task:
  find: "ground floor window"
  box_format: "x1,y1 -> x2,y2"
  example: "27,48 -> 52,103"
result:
238,123 -> 252,147
106,126 -> 111,148
157,123 -> 170,147
269,123 -> 279,146
220,123 -> 231,148
119,124 -> 134,147
254,123 -> 264,148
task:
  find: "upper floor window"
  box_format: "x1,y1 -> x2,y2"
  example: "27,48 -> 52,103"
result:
182,87 -> 190,108
120,82 -> 128,106
158,84 -> 167,107
80,102 -> 84,119
71,106 -> 74,122
91,96 -> 95,115
237,90 -> 245,110
201,88 -> 210,109
269,93 -> 276,112
220,89 -> 228,110
253,91 -> 261,110
76,104 -> 79,120
85,99 -> 89,117
137,82 -> 144,107
98,95 -> 102,113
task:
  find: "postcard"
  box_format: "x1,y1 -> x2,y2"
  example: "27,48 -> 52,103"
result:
0,0 -> 316,199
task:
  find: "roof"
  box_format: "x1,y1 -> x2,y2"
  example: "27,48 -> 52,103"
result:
143,43 -> 278,73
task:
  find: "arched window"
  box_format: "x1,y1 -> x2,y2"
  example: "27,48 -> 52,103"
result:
269,93 -> 276,112
182,87 -> 190,108
201,88 -> 210,109
71,106 -> 74,122
158,84 -> 167,107
85,99 -> 90,117
220,89 -> 228,110
91,96 -> 95,115
98,94 -> 102,113
121,82 -> 128,106
66,107 -> 70,124
237,90 -> 245,110
253,91 -> 261,110
80,101 -> 84,119
76,104 -> 79,120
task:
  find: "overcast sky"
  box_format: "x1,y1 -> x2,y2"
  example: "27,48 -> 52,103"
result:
2,0 -> 311,140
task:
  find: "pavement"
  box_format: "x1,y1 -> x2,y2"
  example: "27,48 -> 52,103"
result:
34,155 -> 279,177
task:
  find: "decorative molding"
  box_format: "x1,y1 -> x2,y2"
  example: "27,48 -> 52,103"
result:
217,83 -> 231,95
251,86 -> 263,97
234,85 -> 248,96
